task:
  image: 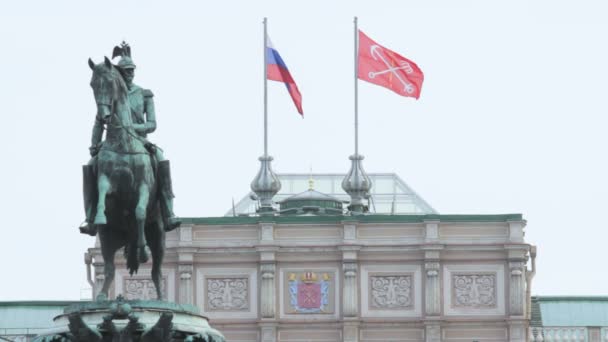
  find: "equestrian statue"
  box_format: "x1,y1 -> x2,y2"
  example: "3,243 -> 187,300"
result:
81,42 -> 181,301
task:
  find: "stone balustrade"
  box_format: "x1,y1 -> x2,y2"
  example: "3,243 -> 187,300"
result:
529,327 -> 588,342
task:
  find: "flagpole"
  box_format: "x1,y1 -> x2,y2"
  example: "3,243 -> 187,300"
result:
342,16 -> 372,214
251,17 -> 281,214
354,16 -> 359,157
263,17 -> 268,158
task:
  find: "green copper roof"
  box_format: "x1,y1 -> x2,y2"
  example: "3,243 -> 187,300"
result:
182,213 -> 523,225
0,301 -> 80,334
534,296 -> 608,326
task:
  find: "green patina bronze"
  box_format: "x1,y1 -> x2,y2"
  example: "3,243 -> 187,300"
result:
81,42 -> 181,302
33,296 -> 224,342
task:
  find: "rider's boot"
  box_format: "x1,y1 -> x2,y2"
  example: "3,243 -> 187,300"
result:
158,160 -> 181,232
79,164 -> 98,236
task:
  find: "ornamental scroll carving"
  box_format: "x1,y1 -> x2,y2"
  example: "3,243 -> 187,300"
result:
124,277 -> 167,300
452,274 -> 496,308
207,277 -> 249,311
370,275 -> 412,309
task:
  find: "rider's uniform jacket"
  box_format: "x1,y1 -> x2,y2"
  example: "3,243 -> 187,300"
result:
127,84 -> 156,139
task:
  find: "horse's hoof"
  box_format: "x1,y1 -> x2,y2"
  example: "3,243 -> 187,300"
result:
165,217 -> 182,232
96,293 -> 108,302
79,222 -> 98,236
138,247 -> 149,263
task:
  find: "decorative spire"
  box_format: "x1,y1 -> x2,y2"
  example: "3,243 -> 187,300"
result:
342,154 -> 372,214
308,166 -> 314,190
250,156 -> 281,214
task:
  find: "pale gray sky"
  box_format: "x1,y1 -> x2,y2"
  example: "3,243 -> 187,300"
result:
1,0 -> 607,300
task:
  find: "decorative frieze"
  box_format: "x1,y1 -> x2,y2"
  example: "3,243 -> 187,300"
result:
452,274 -> 496,308
206,277 -> 249,311
369,275 -> 413,309
124,277 -> 167,300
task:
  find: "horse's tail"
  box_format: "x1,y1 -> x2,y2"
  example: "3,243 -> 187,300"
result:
125,239 -> 139,275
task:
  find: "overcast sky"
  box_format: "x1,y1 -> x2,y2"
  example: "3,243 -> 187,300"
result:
1,0 -> 607,300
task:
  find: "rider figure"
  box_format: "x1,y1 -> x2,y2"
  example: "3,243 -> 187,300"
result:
80,42 -> 181,235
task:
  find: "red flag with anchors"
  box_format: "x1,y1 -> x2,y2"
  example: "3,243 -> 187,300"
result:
358,30 -> 424,99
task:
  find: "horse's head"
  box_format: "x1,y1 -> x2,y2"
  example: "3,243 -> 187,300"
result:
88,57 -> 126,123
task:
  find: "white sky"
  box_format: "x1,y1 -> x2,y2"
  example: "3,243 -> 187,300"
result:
1,0 -> 607,300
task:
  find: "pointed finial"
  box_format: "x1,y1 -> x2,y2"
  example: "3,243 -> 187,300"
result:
308,165 -> 314,190
342,154 -> 372,214
251,156 -> 281,215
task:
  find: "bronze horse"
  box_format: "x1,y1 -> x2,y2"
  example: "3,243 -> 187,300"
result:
88,57 -> 165,301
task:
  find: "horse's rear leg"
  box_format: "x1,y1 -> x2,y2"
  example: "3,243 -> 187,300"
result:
136,183 -> 150,263
148,222 -> 166,301
97,231 -> 119,301
94,174 -> 110,225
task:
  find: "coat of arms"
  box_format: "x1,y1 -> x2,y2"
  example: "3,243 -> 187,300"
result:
288,272 -> 330,313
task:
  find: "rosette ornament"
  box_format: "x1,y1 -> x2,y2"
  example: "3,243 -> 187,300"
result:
341,154 -> 372,214
251,155 -> 281,214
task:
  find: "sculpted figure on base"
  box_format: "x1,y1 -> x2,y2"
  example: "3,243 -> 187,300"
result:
81,42 -> 179,301
81,41 -> 180,236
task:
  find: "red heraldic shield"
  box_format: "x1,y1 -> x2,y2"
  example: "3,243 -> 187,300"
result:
297,283 -> 322,309
358,30 -> 424,99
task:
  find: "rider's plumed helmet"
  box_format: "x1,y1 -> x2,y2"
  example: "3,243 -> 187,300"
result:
113,41 -> 136,69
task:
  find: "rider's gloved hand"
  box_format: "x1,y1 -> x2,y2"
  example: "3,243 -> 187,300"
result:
89,145 -> 99,157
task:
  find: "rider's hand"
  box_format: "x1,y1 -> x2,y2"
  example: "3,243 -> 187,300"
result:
89,145 -> 99,157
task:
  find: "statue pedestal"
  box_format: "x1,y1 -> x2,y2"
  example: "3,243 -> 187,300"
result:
33,298 -> 225,342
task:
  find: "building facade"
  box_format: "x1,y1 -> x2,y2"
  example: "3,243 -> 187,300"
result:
87,212 -> 534,342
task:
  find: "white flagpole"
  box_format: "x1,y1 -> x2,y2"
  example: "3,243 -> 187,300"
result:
263,17 -> 268,158
354,16 -> 359,157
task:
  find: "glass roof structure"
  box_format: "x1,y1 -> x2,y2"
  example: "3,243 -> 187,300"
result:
226,173 -> 437,216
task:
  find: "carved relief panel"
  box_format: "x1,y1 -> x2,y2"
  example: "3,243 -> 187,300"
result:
369,274 -> 413,309
206,276 -> 249,311
452,274 -> 496,308
113,268 -> 175,302
124,277 -> 167,300
443,264 -> 505,316
360,265 -> 422,318
196,267 -> 258,319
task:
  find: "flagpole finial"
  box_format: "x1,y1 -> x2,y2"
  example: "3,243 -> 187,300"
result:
251,155 -> 281,215
342,154 -> 372,215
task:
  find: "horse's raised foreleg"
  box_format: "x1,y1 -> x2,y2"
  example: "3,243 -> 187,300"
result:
94,174 -> 110,225
135,183 -> 150,263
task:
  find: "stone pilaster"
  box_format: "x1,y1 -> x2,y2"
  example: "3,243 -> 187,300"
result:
509,261 -> 525,316
508,220 -> 526,243
424,220 -> 440,243
94,272 -> 104,299
260,263 -> 276,318
178,264 -> 194,305
343,322 -> 360,342
343,262 -> 358,317
425,323 -> 441,342
424,261 -> 441,316
508,320 -> 527,342
260,324 -> 277,342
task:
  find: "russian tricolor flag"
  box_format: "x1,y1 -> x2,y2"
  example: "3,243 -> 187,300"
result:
266,35 -> 303,116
